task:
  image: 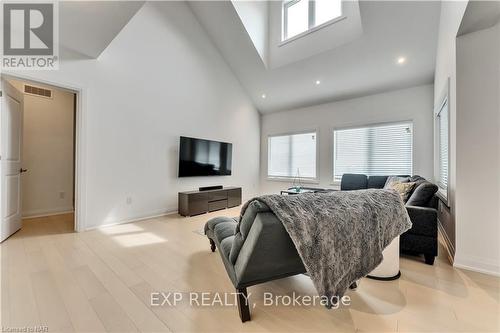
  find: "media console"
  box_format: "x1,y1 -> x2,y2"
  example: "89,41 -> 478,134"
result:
178,187 -> 242,217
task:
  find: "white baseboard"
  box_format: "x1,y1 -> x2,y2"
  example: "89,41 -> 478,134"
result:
437,222 -> 455,265
454,255 -> 500,277
84,208 -> 178,231
23,208 -> 75,219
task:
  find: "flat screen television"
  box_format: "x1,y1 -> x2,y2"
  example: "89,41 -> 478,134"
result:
178,136 -> 232,177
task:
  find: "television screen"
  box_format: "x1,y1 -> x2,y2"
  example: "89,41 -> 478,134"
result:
178,136 -> 232,177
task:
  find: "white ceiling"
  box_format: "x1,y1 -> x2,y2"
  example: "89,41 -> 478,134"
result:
189,1 -> 441,113
60,1 -> 145,58
267,0 -> 363,69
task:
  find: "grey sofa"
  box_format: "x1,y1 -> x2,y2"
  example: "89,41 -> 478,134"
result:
204,200 -> 307,322
340,174 -> 439,265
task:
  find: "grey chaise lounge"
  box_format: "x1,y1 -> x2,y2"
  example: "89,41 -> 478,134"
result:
205,200 -> 361,322
204,200 -> 307,322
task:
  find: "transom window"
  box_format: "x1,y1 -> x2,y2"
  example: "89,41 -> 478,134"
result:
333,122 -> 413,182
282,0 -> 343,41
268,132 -> 317,179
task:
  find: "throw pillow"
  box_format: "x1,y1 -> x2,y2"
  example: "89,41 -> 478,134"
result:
384,176 -> 410,189
409,175 -> 427,188
387,181 -> 416,202
406,181 -> 438,206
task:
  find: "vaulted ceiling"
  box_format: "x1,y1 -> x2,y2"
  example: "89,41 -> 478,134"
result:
60,1 -> 145,58
189,1 -> 441,113
57,1 -> 441,114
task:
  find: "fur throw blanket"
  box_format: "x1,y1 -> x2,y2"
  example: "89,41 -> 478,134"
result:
240,189 -> 411,304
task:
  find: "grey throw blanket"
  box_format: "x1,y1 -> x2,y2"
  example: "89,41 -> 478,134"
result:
239,189 -> 411,303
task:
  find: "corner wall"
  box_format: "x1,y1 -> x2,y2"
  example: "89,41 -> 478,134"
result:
455,22 -> 500,275
433,0 -> 468,260
5,2 -> 261,229
260,85 -> 434,194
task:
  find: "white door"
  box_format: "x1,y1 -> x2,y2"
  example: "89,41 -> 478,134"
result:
1,80 -> 24,242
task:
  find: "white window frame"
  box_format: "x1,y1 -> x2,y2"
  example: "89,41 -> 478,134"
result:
281,0 -> 345,43
267,129 -> 320,183
436,94 -> 450,204
332,121 -> 414,184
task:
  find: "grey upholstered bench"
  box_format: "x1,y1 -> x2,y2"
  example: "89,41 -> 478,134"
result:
204,200 -> 358,322
204,201 -> 306,322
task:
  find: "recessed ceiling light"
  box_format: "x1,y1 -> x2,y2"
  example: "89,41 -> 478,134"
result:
315,80 -> 321,85
397,57 -> 406,65
261,94 -> 266,99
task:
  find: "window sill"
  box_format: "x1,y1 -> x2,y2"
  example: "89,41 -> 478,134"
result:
280,15 -> 347,47
436,188 -> 449,207
330,181 -> 341,188
266,177 -> 320,185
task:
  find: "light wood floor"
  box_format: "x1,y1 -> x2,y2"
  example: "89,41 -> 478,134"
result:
1,209 -> 499,332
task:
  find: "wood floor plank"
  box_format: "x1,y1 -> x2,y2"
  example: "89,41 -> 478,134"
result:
79,232 -> 144,287
72,265 -> 108,300
30,270 -> 74,332
6,238 -> 41,327
1,211 -> 498,333
78,234 -> 171,332
0,243 -> 11,328
40,239 -> 107,332
90,292 -> 139,333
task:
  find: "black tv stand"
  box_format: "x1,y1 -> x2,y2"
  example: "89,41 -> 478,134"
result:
178,187 -> 242,217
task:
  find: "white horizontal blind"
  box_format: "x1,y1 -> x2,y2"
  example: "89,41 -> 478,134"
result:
268,132 -> 317,179
438,100 -> 449,194
333,122 -> 413,181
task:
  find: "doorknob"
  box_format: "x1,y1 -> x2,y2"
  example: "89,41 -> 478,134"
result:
19,168 -> 28,173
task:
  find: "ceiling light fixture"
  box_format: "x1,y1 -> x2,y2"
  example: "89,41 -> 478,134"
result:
315,80 -> 321,85
261,94 -> 266,99
397,56 -> 406,65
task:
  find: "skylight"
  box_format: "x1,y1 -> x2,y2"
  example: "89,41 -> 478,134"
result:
282,0 -> 343,41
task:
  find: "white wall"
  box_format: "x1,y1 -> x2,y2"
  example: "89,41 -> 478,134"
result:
433,1 -> 468,254
9,80 -> 75,218
231,0 -> 269,67
260,85 -> 434,194
5,2 -> 260,229
267,0 -> 362,69
455,22 -> 500,275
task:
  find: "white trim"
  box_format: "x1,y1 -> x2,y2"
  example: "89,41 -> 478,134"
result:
281,0 -> 346,45
266,176 -> 319,184
437,220 -> 455,265
280,15 -> 347,46
23,209 -> 74,219
1,72 -> 87,232
454,255 -> 500,277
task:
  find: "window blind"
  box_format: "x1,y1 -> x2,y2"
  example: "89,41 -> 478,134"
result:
333,122 -> 413,181
268,132 -> 317,179
438,100 -> 449,194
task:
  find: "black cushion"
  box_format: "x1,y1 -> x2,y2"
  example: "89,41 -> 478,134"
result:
406,181 -> 438,207
367,176 -> 389,189
405,206 -> 438,237
409,175 -> 427,188
340,174 -> 368,190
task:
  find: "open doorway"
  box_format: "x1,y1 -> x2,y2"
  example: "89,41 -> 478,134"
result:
1,77 -> 78,238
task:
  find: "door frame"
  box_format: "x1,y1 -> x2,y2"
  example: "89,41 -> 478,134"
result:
1,73 -> 87,232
